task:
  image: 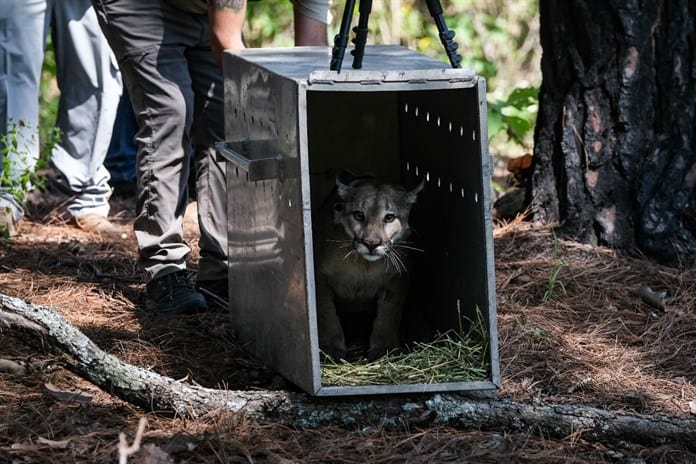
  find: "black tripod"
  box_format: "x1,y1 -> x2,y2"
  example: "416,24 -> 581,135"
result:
329,0 -> 462,72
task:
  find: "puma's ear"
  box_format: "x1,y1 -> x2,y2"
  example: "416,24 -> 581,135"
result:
336,175 -> 352,200
406,178 -> 425,205
336,170 -> 357,200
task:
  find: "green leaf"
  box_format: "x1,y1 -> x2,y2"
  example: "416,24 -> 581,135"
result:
487,109 -> 504,140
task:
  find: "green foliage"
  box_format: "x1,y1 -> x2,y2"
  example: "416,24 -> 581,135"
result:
1,121 -> 59,204
1,120 -> 60,237
542,262 -> 566,302
1,121 -> 38,205
39,38 -> 60,155
245,0 -> 295,48
488,85 -> 539,147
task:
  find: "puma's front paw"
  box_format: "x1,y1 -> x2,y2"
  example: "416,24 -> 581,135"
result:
320,343 -> 347,362
367,344 -> 391,362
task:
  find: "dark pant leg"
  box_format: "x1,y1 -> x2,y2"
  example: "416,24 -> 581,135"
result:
188,44 -> 228,282
92,0 -> 228,281
105,88 -> 138,196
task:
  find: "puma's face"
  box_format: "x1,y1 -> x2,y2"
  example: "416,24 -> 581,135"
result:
335,178 -> 423,264
340,191 -> 407,261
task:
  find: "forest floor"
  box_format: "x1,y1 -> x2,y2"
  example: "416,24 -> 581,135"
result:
1,195 -> 695,463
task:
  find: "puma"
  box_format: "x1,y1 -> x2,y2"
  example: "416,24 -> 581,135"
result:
314,173 -> 424,361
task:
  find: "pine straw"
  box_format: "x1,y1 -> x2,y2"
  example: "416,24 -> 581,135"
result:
494,221 -> 696,416
1,203 -> 695,462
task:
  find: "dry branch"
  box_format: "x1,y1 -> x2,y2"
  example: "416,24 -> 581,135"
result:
2,292 -> 695,451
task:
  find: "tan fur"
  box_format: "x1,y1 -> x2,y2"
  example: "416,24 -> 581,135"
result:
314,174 -> 423,361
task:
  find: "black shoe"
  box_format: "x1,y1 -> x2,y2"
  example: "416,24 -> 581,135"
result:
197,278 -> 228,310
146,271 -> 208,315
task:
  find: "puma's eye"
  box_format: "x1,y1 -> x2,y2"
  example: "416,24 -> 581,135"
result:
384,213 -> 396,223
352,211 -> 365,222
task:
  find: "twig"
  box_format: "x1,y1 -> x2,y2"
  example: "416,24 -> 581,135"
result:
118,417 -> 148,464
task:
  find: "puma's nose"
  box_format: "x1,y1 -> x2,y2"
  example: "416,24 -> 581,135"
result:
361,238 -> 381,252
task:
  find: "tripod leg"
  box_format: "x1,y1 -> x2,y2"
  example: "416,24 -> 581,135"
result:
330,0 -> 358,72
424,0 -> 462,68
350,0 -> 373,69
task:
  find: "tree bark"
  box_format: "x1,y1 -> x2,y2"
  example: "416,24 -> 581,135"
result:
2,293 -> 696,450
532,0 -> 696,263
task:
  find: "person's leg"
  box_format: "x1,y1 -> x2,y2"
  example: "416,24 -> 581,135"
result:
291,0 -> 330,45
49,0 -> 121,222
92,0 -> 208,313
0,0 -> 46,232
187,43 -> 228,292
105,87 -> 138,197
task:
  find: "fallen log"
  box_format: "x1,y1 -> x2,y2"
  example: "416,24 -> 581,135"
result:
2,293 -> 695,450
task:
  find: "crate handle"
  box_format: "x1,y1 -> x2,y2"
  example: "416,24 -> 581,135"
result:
216,140 -> 295,181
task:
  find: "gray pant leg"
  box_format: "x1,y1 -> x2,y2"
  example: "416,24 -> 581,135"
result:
92,0 -> 228,282
188,45 -> 228,282
125,44 -> 194,281
49,0 -> 122,219
0,0 -> 46,221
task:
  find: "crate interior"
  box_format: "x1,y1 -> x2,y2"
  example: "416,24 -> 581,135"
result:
306,87 -> 493,381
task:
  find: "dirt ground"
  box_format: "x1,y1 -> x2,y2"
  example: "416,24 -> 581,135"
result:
1,196 -> 695,463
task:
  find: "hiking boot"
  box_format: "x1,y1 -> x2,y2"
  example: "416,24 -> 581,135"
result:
197,278 -> 229,310
146,271 -> 209,315
75,213 -> 128,239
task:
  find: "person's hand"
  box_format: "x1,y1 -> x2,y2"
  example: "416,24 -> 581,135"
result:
208,1 -> 247,67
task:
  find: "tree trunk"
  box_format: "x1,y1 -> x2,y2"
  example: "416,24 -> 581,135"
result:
2,293 -> 696,450
531,0 -> 696,263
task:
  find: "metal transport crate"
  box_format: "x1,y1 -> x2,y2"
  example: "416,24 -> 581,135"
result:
218,45 -> 499,396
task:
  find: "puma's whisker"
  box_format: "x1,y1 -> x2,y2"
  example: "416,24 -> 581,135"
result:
389,249 -> 407,274
394,243 -> 425,253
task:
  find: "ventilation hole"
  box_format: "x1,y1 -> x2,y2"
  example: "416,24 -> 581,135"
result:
475,193 -> 479,203
437,177 -> 441,188
437,116 -> 441,127
448,122 -> 453,132
460,126 -> 464,137
415,107 -> 419,117
415,165 -> 420,176
449,182 -> 453,193
288,199 -> 293,208
472,130 -> 476,141
426,112 -> 430,122
461,188 -> 465,198
404,103 -> 409,113
406,161 -> 411,171
426,171 -> 431,182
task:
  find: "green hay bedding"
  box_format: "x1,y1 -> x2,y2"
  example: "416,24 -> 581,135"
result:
321,318 -> 489,387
